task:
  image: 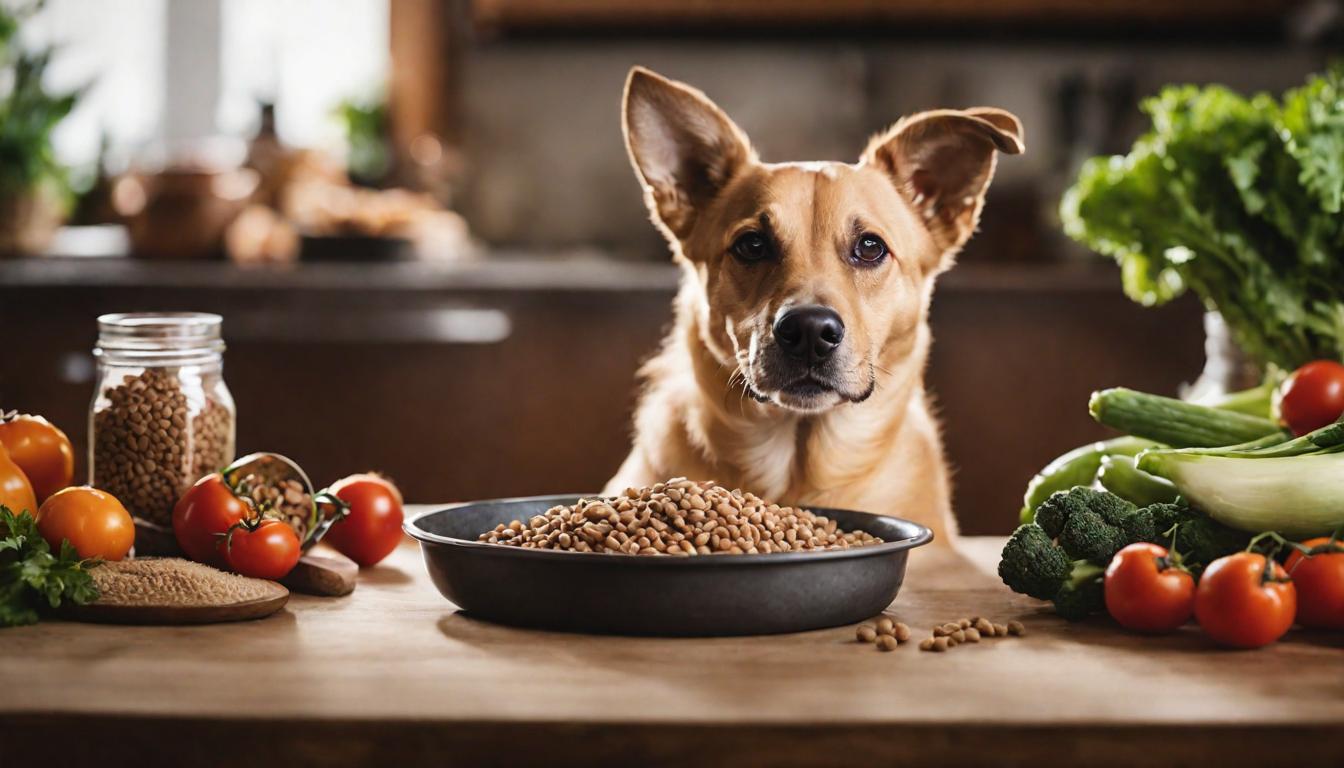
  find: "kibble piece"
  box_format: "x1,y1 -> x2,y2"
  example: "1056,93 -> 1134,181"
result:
974,617 -> 994,635
951,629 -> 966,643
946,635 -> 959,647
940,622 -> 960,635
993,623 -> 1009,637
964,627 -> 981,643
933,626 -> 947,637
893,622 -> 911,643
875,617 -> 895,636
876,635 -> 899,652
1008,620 -> 1026,637
957,618 -> 971,629
856,625 -> 878,643
932,637 -> 949,652
919,638 -> 935,651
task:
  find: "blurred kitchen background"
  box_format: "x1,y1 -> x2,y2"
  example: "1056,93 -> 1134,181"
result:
1,0 -> 1339,533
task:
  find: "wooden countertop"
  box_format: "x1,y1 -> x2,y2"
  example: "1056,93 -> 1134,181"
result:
4,520 -> 1341,768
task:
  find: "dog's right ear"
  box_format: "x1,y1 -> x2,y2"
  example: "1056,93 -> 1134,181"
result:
623,67 -> 754,243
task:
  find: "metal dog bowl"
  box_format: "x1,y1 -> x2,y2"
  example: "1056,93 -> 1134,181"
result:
406,495 -> 933,636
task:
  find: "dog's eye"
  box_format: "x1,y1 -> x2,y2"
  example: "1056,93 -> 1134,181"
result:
731,232 -> 772,262
852,234 -> 888,264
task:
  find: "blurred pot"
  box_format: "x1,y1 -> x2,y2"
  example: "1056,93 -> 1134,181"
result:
0,183 -> 65,256
114,167 -> 260,259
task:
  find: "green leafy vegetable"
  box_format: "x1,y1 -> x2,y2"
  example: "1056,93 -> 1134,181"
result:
1061,67 -> 1344,370
0,506 -> 100,627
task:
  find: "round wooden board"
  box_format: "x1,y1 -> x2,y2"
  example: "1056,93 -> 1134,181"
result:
59,582 -> 289,625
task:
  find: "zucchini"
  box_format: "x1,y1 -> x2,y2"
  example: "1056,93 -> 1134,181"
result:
1089,388 -> 1285,448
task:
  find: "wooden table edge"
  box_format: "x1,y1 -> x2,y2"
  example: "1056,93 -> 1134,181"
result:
5,713 -> 1342,767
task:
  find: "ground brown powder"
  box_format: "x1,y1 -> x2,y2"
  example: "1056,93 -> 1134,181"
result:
91,558 -> 278,606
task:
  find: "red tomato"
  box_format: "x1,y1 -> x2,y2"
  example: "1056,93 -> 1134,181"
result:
322,473 -> 404,567
173,474 -> 250,567
224,519 -> 301,580
0,413 -> 74,502
1195,552 -> 1296,649
1285,538 -> 1344,630
1277,360 -> 1344,436
1104,543 -> 1195,633
36,486 -> 134,561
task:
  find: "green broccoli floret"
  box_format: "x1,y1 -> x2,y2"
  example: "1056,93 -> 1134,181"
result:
1170,514 -> 1252,567
1052,562 -> 1106,621
1124,500 -> 1251,567
1058,508 -> 1130,562
1034,487 -> 1136,539
998,523 -> 1072,600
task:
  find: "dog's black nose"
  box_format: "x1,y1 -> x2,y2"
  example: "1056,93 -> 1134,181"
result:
773,305 -> 845,362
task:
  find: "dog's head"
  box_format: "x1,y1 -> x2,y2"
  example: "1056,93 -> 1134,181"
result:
623,67 -> 1023,414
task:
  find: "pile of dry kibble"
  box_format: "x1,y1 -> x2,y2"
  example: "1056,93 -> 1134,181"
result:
478,478 -> 883,555
92,369 -> 233,526
857,616 -> 1025,652
233,473 -> 313,542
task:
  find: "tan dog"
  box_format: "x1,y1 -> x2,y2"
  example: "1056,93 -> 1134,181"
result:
606,67 -> 1023,545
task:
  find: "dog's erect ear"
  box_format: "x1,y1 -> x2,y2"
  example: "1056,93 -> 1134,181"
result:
861,107 -> 1024,260
623,67 -> 755,243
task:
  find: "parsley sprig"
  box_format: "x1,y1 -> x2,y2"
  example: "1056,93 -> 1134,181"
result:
1,506 -> 101,627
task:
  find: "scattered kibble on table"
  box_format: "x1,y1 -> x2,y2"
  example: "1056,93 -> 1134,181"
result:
853,615 -> 1027,654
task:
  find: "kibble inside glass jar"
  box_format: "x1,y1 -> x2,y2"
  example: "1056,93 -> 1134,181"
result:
90,313 -> 236,541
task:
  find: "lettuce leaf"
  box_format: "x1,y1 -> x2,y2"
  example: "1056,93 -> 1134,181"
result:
1060,68 -> 1344,369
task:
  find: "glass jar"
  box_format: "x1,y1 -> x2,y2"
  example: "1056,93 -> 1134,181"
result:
89,313 -> 236,545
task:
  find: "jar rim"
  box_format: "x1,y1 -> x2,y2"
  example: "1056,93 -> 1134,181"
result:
96,312 -> 225,357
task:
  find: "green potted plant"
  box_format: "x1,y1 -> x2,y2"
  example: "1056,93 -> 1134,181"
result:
0,2 -> 79,255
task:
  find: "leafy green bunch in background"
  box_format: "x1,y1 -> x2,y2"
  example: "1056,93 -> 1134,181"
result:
1061,67 -> 1344,370
0,1 -> 79,200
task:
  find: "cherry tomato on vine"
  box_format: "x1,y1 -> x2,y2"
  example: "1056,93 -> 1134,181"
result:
1285,538 -> 1344,630
224,518 -> 300,580
323,473 -> 404,567
1276,360 -> 1344,436
1195,552 -> 1296,649
0,413 -> 74,503
0,442 -> 37,519
173,473 -> 250,567
1104,543 -> 1195,633
36,486 -> 134,560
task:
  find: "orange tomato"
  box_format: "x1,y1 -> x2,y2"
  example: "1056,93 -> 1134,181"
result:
0,413 -> 74,502
36,486 -> 134,561
0,441 -> 37,518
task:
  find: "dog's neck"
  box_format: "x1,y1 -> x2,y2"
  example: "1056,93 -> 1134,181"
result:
662,278 -> 933,504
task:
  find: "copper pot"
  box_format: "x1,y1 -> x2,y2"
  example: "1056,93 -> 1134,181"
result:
114,168 -> 260,259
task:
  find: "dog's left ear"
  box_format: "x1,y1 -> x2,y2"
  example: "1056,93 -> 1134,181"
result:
623,67 -> 755,244
861,107 -> 1024,261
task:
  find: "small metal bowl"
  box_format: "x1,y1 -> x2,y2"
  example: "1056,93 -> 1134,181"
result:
406,495 -> 933,636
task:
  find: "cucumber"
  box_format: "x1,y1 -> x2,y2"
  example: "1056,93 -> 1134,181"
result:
1089,388 -> 1285,448
1097,455 -> 1179,507
1019,436 -> 1154,524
